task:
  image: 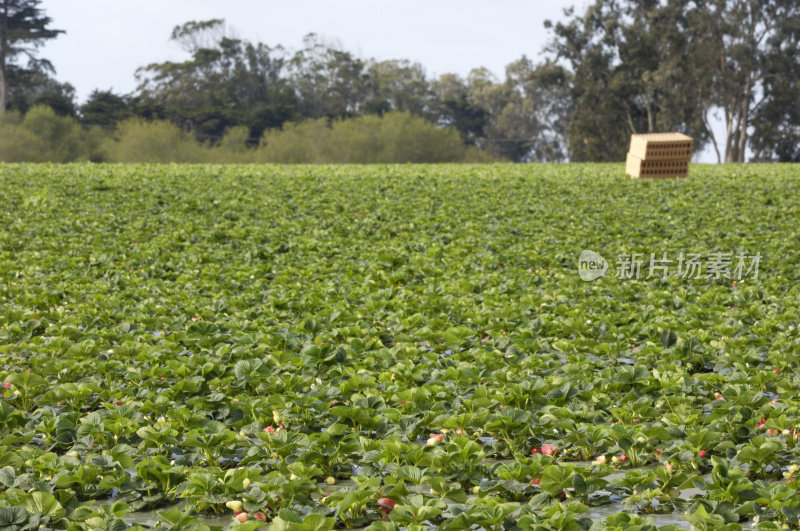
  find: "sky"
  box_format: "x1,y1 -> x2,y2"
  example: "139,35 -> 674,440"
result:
39,0 -> 721,162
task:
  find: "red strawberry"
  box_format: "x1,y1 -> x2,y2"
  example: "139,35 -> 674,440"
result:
530,447 -> 540,454
263,426 -> 276,433
377,498 -> 396,513
619,454 -> 628,463
235,512 -> 248,523
254,512 -> 266,521
774,367 -> 781,374
533,477 -> 541,485
541,444 -> 556,456
698,450 -> 707,458
2,382 -> 10,390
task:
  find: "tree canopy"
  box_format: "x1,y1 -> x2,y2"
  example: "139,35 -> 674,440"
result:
0,0 -> 63,113
2,1 -> 799,162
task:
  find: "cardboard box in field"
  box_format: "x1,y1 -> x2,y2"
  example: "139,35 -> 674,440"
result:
626,132 -> 693,179
626,152 -> 689,178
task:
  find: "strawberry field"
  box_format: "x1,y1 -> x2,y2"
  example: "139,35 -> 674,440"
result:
2,163 -> 800,530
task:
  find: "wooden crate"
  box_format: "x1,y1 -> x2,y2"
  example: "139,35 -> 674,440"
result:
626,132 -> 693,179
626,152 -> 689,178
628,132 -> 693,161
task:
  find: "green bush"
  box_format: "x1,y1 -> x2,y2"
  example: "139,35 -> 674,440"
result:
21,106 -> 87,162
206,126 -> 254,163
257,112 -> 491,163
102,119 -> 205,163
0,106 -> 87,162
0,109 -> 492,163
0,111 -> 49,162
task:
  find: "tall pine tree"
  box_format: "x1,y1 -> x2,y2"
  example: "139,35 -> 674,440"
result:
0,0 -> 63,113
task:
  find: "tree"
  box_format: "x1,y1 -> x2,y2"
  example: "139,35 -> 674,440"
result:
80,89 -> 133,128
288,33 -> 372,120
431,73 -> 488,148
548,0 -> 800,162
4,64 -> 75,115
364,59 -> 434,117
136,19 -> 297,143
704,0 -> 800,162
0,0 -> 63,113
546,0 -> 713,161
749,9 -> 800,161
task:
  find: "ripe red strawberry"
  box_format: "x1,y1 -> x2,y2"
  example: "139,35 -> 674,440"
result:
2,382 -> 10,390
774,367 -> 781,374
532,477 -> 541,485
235,512 -> 248,523
698,450 -> 707,458
254,512 -> 266,521
530,447 -> 540,454
263,426 -> 276,433
377,498 -> 396,513
619,454 -> 628,463
541,444 -> 556,456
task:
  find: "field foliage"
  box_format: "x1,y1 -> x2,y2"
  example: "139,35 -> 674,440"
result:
1,163 -> 799,530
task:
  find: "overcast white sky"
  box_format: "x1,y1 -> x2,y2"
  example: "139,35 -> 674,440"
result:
39,0 -> 720,162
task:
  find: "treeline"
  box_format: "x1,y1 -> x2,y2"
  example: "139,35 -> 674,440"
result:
2,1 -> 800,163
0,107 -> 488,163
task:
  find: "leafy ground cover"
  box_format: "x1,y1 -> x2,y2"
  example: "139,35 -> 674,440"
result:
1,163 -> 799,530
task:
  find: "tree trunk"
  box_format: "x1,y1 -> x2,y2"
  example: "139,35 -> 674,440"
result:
737,78 -> 753,163
0,66 -> 5,114
0,0 -> 5,114
724,104 -> 735,162
626,110 -> 637,135
703,112 -> 722,163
